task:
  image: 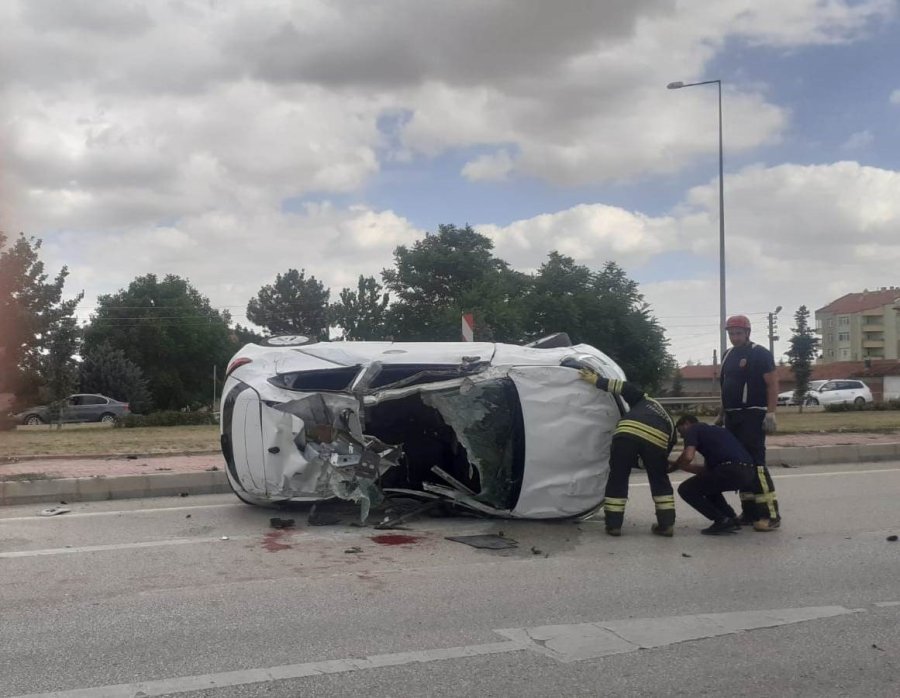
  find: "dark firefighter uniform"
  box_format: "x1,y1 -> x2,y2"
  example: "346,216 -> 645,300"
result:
581,372 -> 677,536
675,420 -> 768,533
720,342 -> 780,524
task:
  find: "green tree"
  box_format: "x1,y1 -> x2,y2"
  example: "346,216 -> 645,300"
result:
82,274 -> 233,410
246,269 -> 330,339
786,305 -> 819,411
79,342 -> 153,414
38,313 -> 81,426
232,323 -> 264,346
0,232 -> 83,401
522,254 -> 673,391
670,367 -> 685,397
382,224 -> 529,341
330,275 -> 390,340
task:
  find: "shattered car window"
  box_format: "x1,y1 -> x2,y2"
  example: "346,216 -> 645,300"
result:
422,378 -> 524,510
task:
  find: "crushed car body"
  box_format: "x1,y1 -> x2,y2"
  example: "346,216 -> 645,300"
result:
220,335 -> 627,520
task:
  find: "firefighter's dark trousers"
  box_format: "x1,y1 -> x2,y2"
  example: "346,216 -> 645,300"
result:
678,462 -> 756,522
724,410 -> 781,521
604,436 -> 674,530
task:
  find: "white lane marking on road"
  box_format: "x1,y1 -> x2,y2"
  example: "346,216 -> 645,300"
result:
633,466 -> 900,487
874,601 -> 900,607
774,467 -> 900,479
10,605 -> 859,698
0,502 -> 240,522
0,536 -> 254,558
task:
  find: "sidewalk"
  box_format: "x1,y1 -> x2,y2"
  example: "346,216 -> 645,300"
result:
2,433 -> 900,507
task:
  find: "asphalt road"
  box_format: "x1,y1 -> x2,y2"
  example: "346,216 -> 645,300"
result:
1,463 -> 898,697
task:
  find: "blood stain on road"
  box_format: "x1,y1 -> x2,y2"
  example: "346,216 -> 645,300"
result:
262,530 -> 292,552
370,534 -> 421,546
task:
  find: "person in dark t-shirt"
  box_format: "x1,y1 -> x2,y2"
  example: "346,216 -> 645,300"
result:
669,415 -> 773,536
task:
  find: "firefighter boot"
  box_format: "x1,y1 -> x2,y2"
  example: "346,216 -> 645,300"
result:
603,498 -> 626,537
651,495 -> 675,537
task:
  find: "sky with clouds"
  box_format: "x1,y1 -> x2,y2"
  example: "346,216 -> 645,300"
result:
2,0 -> 899,365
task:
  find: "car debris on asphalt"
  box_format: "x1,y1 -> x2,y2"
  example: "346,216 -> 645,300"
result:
37,507 -> 70,516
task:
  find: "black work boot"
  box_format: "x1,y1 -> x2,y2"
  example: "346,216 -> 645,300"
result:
604,510 -> 624,537
652,510 -> 675,537
651,523 -> 674,537
701,517 -> 740,536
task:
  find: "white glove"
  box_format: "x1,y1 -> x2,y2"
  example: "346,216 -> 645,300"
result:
764,413 -> 777,434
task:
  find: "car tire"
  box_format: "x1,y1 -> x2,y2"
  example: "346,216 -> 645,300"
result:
807,397 -> 819,406
262,335 -> 312,347
99,413 -> 117,424
853,397 -> 866,406
24,414 -> 43,425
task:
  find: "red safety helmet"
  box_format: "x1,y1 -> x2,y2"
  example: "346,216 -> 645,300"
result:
725,314 -> 751,331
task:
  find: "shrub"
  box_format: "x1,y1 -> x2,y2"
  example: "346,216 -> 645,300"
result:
0,415 -> 18,432
824,399 -> 900,413
116,410 -> 217,428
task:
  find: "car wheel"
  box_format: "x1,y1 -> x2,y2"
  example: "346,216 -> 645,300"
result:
853,397 -> 865,406
262,335 -> 312,347
99,413 -> 117,424
807,397 -> 819,406
24,414 -> 43,425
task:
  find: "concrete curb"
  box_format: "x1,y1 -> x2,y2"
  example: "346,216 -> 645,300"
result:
767,443 -> 900,467
0,471 -> 231,506
2,443 -> 899,507
1,450 -> 220,463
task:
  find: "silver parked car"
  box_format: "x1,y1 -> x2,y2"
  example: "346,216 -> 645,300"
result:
220,335 -> 627,519
15,394 -> 131,425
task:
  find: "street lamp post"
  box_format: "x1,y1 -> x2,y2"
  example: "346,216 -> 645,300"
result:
667,79 -> 726,360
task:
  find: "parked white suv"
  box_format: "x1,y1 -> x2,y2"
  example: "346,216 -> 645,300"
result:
777,380 -> 827,406
804,379 -> 873,407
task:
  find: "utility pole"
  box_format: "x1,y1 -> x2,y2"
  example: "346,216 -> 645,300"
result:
768,305 -> 782,355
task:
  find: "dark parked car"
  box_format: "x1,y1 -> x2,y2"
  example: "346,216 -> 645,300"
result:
15,394 -> 131,425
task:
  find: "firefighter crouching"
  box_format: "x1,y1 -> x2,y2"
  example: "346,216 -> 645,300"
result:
579,369 -> 677,537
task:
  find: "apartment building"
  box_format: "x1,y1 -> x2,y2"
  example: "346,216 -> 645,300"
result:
815,288 -> 900,363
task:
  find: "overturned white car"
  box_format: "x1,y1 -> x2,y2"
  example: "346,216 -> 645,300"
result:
220,335 -> 626,520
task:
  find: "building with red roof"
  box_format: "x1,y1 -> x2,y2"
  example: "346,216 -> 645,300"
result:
815,287 -> 900,363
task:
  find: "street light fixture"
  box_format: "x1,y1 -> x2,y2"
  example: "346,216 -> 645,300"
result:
767,305 -> 782,356
667,78 -> 726,360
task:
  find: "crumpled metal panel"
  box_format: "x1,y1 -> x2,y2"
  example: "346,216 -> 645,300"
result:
260,393 -> 401,518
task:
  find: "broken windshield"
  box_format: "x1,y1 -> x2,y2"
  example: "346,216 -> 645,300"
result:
423,377 -> 524,510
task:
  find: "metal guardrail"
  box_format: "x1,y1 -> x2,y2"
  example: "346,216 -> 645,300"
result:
655,396 -> 721,406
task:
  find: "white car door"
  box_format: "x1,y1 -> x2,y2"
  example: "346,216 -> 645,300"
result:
507,365 -> 621,518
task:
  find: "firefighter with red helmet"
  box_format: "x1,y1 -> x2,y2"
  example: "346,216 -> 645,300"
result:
718,314 -> 781,531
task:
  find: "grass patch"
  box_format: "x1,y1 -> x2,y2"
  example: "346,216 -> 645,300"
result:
0,424 -> 219,459
691,407 -> 900,434
2,408 -> 899,460
0,472 -> 52,482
